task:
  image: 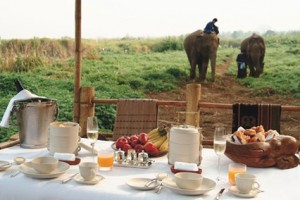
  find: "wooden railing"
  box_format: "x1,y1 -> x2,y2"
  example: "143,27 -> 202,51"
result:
76,84 -> 300,136
92,98 -> 300,147
75,84 -> 299,146
2,84 -> 299,149
93,99 -> 300,111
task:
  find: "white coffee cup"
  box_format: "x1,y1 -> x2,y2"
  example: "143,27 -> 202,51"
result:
235,173 -> 260,194
79,162 -> 98,181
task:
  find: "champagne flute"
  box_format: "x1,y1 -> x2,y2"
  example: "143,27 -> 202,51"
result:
87,117 -> 99,158
213,126 -> 227,182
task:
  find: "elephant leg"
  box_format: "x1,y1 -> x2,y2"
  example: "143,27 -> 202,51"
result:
211,65 -> 215,82
248,64 -> 256,77
254,68 -> 261,77
255,62 -> 264,77
199,60 -> 209,82
190,61 -> 196,80
210,55 -> 217,82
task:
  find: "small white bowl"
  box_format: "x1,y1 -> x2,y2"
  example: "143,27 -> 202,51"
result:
14,157 -> 26,165
174,172 -> 203,190
31,157 -> 58,174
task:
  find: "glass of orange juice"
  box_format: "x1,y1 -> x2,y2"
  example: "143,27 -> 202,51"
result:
98,150 -> 114,171
228,163 -> 247,185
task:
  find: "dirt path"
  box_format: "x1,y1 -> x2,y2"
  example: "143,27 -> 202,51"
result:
146,57 -> 300,140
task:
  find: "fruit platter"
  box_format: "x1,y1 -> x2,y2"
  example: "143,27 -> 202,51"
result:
111,127 -> 169,158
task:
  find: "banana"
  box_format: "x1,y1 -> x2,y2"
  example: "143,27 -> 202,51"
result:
157,126 -> 168,137
152,135 -> 167,148
149,133 -> 161,141
148,126 -> 168,138
150,137 -> 163,145
147,128 -> 159,138
147,127 -> 169,149
159,138 -> 168,151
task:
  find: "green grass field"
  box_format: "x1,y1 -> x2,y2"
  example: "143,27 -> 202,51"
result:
0,33 -> 299,142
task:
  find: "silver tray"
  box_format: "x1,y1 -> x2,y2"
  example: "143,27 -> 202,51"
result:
114,160 -> 155,169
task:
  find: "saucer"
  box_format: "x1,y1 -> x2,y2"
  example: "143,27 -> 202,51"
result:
162,177 -> 216,195
0,161 -> 12,171
229,186 -> 259,198
19,161 -> 70,179
74,174 -> 104,185
126,178 -> 160,190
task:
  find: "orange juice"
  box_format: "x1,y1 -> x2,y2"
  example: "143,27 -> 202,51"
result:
228,163 -> 247,185
98,150 -> 114,171
97,156 -> 114,167
228,169 -> 246,185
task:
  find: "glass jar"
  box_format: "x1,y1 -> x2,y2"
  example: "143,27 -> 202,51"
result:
138,150 -> 148,165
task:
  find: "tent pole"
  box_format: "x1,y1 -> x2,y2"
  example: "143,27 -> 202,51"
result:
73,0 -> 82,123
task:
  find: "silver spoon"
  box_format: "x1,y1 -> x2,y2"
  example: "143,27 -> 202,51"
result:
9,157 -> 26,178
155,173 -> 168,193
145,178 -> 158,187
10,171 -> 21,177
145,173 -> 168,188
61,173 -> 79,184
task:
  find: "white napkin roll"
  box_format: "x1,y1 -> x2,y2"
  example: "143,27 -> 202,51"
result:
53,153 -> 75,161
174,161 -> 198,171
79,142 -> 98,155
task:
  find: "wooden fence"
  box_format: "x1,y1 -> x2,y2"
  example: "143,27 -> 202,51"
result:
76,84 -> 300,145
1,84 -> 299,149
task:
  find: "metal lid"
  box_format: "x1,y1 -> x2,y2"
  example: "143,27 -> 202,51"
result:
14,98 -> 57,104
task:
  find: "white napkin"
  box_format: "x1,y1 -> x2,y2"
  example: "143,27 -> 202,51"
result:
53,153 -> 76,161
0,89 -> 45,127
174,161 -> 198,171
79,142 -> 98,155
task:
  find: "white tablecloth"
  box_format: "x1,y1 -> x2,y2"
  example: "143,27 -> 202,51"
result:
0,139 -> 299,200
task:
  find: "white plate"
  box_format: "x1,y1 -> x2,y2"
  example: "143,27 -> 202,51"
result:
162,177 -> 216,196
126,178 -> 160,190
74,174 -> 104,185
229,186 -> 259,198
0,161 -> 12,171
19,161 -> 70,179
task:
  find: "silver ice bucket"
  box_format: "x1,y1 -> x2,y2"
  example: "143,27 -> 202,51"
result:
12,98 -> 58,148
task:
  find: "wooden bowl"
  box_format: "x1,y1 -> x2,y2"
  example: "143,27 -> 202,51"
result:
225,135 -> 299,169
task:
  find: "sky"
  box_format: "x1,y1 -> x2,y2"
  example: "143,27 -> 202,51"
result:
1,0 -> 300,39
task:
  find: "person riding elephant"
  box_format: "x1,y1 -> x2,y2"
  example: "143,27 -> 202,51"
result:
184,29 -> 219,82
241,33 -> 265,77
204,18 -> 219,34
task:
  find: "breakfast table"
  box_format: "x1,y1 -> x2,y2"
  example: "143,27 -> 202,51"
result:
0,138 -> 299,200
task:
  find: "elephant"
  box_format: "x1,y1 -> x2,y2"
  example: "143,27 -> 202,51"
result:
184,30 -> 219,82
241,33 -> 265,77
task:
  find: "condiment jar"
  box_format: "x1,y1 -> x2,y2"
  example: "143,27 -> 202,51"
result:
126,149 -> 137,164
138,150 -> 148,165
115,148 -> 125,163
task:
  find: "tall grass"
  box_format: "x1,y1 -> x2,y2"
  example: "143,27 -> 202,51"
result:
0,34 -> 299,142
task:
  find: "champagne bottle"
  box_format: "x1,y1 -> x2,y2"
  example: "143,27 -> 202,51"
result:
15,78 -> 25,92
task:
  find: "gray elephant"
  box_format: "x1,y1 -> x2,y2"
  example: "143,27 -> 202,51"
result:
184,30 -> 219,82
241,33 -> 265,77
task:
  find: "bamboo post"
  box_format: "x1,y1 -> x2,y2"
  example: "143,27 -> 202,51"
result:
186,83 -> 201,126
73,0 -> 82,123
79,87 -> 95,137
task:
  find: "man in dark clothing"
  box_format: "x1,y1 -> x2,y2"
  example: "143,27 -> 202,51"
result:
236,51 -> 247,78
204,18 -> 219,34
